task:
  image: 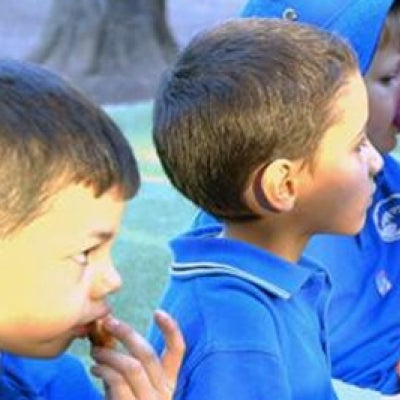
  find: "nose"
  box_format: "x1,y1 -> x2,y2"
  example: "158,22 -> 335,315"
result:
90,258 -> 122,300
367,140 -> 383,177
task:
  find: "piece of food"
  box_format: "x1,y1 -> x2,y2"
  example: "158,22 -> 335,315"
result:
87,319 -> 116,348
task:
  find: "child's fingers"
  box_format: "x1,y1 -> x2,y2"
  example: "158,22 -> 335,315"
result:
101,317 -> 167,391
92,350 -> 169,400
91,363 -> 136,400
154,309 -> 185,385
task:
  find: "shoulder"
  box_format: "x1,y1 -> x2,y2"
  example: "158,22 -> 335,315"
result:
162,273 -> 283,359
1,352 -> 101,400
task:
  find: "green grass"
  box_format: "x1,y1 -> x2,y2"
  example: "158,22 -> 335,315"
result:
69,101 -> 196,369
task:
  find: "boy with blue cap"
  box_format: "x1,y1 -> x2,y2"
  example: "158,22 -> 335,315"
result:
193,0 -> 400,395
149,16 -> 383,400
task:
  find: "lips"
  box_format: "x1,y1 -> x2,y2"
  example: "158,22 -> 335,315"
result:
72,324 -> 91,338
72,305 -> 112,338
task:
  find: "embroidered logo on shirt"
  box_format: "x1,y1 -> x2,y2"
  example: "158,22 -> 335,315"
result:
375,269 -> 392,296
373,194 -> 400,242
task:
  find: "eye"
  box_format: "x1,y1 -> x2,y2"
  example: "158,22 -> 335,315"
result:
71,251 -> 89,267
379,74 -> 397,86
71,246 -> 99,267
355,136 -> 369,153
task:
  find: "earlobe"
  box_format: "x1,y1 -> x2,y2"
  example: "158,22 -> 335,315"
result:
246,159 -> 297,214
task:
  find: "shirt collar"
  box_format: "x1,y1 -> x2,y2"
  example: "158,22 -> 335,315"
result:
170,226 -> 328,299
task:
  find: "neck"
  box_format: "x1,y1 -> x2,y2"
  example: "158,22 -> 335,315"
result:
224,218 -> 310,263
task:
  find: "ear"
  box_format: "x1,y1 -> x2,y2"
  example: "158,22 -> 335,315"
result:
245,159 -> 298,214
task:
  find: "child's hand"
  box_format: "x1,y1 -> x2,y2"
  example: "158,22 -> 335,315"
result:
90,310 -> 185,400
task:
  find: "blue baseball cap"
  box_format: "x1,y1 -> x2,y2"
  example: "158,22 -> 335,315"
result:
241,0 -> 394,74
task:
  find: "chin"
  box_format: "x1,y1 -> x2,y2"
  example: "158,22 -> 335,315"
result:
25,336 -> 73,358
348,219 -> 367,235
334,216 -> 366,236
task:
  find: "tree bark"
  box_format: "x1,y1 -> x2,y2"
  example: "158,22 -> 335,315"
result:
30,0 -> 177,103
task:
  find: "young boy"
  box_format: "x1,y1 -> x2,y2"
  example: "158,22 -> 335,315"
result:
0,59 -> 183,400
149,17 -> 382,399
193,0 -> 400,394
242,0 -> 400,395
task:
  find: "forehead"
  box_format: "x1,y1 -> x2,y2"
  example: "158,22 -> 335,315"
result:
4,184 -> 125,251
367,43 -> 400,77
319,72 -> 368,148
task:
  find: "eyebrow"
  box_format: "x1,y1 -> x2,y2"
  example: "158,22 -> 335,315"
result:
89,231 -> 115,242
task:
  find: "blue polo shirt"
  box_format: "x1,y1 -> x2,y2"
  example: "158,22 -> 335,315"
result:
191,154 -> 400,395
149,226 -> 337,400
305,154 -> 400,394
0,352 -> 101,400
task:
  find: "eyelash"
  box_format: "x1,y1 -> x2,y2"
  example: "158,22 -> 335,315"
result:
355,136 -> 369,152
72,246 -> 98,267
380,74 -> 398,86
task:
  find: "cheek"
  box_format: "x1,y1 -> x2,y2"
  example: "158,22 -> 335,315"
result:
0,290 -> 85,333
368,88 -> 397,130
0,270 -> 89,342
313,166 -> 370,210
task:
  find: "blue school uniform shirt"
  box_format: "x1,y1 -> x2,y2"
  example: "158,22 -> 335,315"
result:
149,226 -> 337,400
305,153 -> 400,395
0,352 -> 101,400
191,154 -> 400,395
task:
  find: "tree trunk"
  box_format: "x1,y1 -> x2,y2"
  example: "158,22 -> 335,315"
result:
30,0 -> 177,103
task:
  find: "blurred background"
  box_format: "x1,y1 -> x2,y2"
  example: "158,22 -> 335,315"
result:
2,0 -> 244,103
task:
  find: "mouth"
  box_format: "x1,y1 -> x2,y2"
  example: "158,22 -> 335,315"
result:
72,324 -> 91,338
72,305 -> 112,339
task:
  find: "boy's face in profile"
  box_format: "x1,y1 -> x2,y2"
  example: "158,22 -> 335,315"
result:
0,183 -> 126,357
296,71 -> 382,235
365,38 -> 400,153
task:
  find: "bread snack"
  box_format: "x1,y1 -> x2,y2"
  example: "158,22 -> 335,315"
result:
87,319 -> 116,348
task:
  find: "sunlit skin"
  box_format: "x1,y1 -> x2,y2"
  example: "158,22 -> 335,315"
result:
227,72 -> 383,262
295,72 -> 383,238
365,41 -> 400,153
0,184 -> 125,357
0,181 -> 185,398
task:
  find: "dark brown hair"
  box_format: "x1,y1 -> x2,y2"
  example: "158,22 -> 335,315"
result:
0,60 -> 140,236
153,18 -> 357,221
